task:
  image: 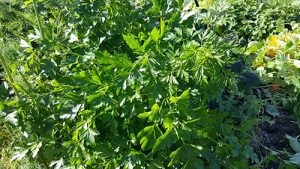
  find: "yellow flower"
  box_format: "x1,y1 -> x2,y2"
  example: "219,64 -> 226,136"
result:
268,36 -> 279,47
266,35 -> 279,57
266,46 -> 277,57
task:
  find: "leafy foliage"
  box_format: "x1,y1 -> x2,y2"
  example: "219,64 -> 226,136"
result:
0,0 -> 299,168
250,25 -> 300,119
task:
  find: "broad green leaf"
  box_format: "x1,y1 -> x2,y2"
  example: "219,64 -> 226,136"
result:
149,103 -> 160,121
151,103 -> 160,113
150,0 -> 161,13
137,112 -> 150,119
24,0 -> 33,6
168,144 -> 203,167
11,149 -> 28,161
31,142 -> 42,158
264,102 -> 279,117
160,18 -> 166,38
286,135 -> 300,153
181,9 -> 198,23
105,161 -> 117,169
149,27 -> 160,42
5,111 -> 18,125
290,153 -> 300,166
180,90 -> 189,99
170,90 -> 189,103
174,27 -> 182,37
152,128 -> 177,153
83,52 -> 95,62
51,79 -> 59,87
123,160 -> 134,169
245,41 -> 262,55
0,101 -> 4,111
138,103 -> 160,121
87,93 -> 102,104
183,158 -> 204,169
291,76 -> 300,88
168,145 -> 182,167
141,57 -> 149,66
170,96 -> 179,103
276,19 -> 285,32
49,158 -> 64,169
137,125 -> 162,151
163,118 -> 173,130
68,33 -> 78,43
123,34 -> 143,53
142,37 -> 152,50
20,39 -> 31,48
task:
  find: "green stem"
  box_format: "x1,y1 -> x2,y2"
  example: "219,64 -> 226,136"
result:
0,53 -> 20,99
0,2 -> 37,27
32,0 -> 45,40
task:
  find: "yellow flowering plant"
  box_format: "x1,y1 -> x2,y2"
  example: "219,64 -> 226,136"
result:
247,24 -> 300,119
266,35 -> 281,57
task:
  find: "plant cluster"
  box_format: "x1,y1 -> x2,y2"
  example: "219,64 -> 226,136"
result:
250,24 -> 300,120
0,0 -> 300,168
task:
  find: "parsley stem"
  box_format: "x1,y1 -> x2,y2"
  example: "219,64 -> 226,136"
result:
0,53 -> 20,99
32,0 -> 45,40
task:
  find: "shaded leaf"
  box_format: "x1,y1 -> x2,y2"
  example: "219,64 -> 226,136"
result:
286,135 -> 300,153
137,125 -> 162,151
152,128 -> 177,153
290,153 -> 300,166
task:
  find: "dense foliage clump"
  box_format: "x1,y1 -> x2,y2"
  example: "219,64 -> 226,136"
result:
1,0 -> 300,168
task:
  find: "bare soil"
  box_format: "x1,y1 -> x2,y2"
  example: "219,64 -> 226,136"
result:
253,110 -> 300,169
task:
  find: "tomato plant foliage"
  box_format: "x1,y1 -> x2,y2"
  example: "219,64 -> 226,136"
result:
0,0 -> 300,168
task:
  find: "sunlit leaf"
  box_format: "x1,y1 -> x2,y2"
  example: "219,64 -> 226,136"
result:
5,111 -> 18,125
123,34 -> 143,53
20,39 -> 31,48
49,158 -> 64,169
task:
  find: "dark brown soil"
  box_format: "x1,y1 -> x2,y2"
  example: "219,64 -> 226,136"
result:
253,110 -> 300,168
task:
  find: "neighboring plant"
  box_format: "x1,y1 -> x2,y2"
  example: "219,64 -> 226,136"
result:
228,0 -> 300,45
286,135 -> 300,167
250,24 -> 300,119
